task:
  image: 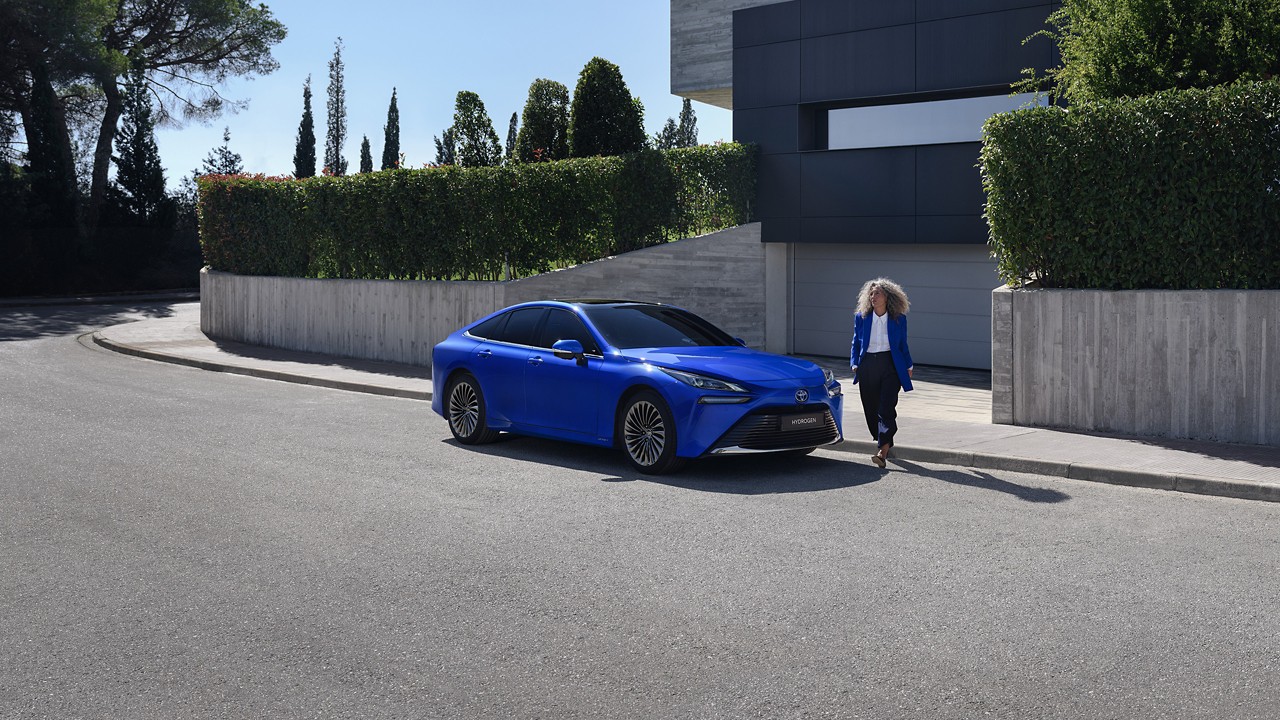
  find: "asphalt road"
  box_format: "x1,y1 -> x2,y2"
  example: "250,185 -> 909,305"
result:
2,302 -> 1278,720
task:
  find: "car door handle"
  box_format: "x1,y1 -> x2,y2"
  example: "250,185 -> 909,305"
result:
476,349 -> 492,359
527,356 -> 543,366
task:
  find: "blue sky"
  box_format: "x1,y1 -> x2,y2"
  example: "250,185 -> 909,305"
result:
154,0 -> 732,185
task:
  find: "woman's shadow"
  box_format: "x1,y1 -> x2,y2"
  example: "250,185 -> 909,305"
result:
890,459 -> 1072,503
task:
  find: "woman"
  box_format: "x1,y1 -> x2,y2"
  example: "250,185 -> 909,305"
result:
849,278 -> 913,468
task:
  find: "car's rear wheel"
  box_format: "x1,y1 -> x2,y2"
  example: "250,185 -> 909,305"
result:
619,390 -> 684,475
446,373 -> 499,445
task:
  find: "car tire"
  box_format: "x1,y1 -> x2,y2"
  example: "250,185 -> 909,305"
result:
618,390 -> 685,475
445,372 -> 499,445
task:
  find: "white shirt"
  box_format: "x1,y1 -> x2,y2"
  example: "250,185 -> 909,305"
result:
868,311 -> 890,353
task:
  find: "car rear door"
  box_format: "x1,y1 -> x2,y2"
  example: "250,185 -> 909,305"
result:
474,306 -> 546,426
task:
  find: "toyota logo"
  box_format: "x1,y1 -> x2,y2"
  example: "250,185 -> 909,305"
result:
795,389 -> 809,404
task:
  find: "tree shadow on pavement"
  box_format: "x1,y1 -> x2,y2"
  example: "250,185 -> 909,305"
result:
891,459 -> 1072,503
0,303 -> 176,341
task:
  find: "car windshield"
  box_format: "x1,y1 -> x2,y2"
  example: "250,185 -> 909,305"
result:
582,305 -> 737,349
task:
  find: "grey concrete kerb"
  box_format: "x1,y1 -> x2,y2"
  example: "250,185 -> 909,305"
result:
831,440 -> 1280,503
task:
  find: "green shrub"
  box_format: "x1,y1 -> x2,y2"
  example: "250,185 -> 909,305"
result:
198,143 -> 755,280
981,80 -> 1280,289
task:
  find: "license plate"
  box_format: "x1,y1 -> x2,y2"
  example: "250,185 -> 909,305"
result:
782,412 -> 825,431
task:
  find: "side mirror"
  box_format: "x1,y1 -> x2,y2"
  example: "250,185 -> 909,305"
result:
734,337 -> 747,347
551,339 -> 585,360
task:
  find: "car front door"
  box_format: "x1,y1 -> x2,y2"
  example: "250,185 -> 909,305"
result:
523,309 -> 601,438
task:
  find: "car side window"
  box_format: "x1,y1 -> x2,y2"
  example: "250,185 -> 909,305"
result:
467,312 -> 509,340
538,309 -> 600,354
496,307 -> 546,347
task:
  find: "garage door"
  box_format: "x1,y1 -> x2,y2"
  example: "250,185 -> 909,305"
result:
791,244 -> 999,369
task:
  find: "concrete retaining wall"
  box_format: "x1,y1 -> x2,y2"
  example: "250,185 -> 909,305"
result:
201,223 -> 766,367
992,285 -> 1280,446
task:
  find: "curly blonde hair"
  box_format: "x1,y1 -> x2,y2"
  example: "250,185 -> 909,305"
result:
855,277 -> 910,318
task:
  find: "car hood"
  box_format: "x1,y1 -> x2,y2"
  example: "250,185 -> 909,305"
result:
619,347 -> 824,383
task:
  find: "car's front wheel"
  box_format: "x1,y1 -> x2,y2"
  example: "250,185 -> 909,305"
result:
446,373 -> 499,445
619,390 -> 685,475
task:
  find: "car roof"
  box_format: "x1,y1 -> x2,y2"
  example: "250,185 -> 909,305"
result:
553,299 -> 670,308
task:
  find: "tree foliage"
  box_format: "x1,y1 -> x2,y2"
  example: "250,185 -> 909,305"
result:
293,75 -> 316,178
504,111 -> 518,161
433,127 -> 456,166
201,127 -> 244,176
381,87 -> 399,170
324,37 -> 347,176
568,57 -> 645,158
359,135 -> 372,173
514,78 -> 569,162
1028,0 -> 1280,102
451,90 -> 502,167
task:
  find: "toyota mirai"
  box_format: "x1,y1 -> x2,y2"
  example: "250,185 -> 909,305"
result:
431,300 -> 843,474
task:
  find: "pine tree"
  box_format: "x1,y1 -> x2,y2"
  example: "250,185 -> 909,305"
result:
324,38 -> 348,176
654,118 -> 679,150
504,112 -> 518,161
451,91 -> 502,167
110,67 -> 169,224
568,57 -> 646,158
201,127 -> 244,175
433,128 -> 456,166
514,78 -> 570,163
293,75 -> 316,178
359,135 -> 372,173
676,98 -> 699,147
381,88 -> 400,170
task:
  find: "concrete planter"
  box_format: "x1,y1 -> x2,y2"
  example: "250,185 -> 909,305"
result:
201,223 -> 769,368
992,285 -> 1280,446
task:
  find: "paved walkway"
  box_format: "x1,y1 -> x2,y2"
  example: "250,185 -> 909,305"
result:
92,302 -> 1280,503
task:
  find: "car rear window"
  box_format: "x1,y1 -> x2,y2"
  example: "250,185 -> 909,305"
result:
582,306 -> 736,349
496,307 -> 546,347
468,312 -> 509,340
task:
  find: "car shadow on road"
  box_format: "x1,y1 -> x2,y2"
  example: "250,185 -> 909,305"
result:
446,436 -> 883,494
890,459 -> 1072,503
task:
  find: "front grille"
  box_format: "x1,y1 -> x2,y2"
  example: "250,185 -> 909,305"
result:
708,405 -> 839,453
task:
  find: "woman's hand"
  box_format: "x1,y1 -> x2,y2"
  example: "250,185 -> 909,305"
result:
908,367 -> 913,379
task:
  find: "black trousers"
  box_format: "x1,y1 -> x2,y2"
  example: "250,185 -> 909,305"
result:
857,351 -> 901,448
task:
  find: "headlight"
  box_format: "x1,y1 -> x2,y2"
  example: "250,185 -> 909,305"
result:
824,368 -> 842,397
660,367 -> 748,393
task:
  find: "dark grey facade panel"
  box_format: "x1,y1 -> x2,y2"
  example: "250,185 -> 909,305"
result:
915,142 -> 985,216
733,106 -> 799,155
800,0 -> 915,38
916,0 -> 1056,22
733,0 -> 801,48
755,153 -> 802,220
799,26 -> 916,103
801,217 -> 917,245
731,41 -> 801,110
916,215 -> 990,244
916,6 -> 1059,92
800,148 -> 915,217
761,217 -> 801,243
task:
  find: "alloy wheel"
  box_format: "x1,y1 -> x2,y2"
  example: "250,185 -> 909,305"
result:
449,381 -> 480,438
623,400 -> 666,468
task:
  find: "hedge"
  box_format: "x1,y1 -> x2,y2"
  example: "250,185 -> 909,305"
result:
197,143 -> 755,280
980,81 -> 1280,289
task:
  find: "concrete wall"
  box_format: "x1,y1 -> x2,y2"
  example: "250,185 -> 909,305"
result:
992,286 -> 1280,446
671,0 -> 777,108
201,224 -> 767,367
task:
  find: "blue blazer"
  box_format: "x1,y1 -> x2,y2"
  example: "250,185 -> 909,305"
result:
850,312 -> 914,392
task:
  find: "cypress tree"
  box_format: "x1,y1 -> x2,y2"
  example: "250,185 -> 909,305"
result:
381,88 -> 400,170
293,75 -> 316,178
202,127 -> 244,176
433,128 -> 456,166
504,111 -> 518,161
359,135 -> 372,173
324,37 -> 348,176
676,98 -> 699,147
514,78 -> 570,162
568,57 -> 646,158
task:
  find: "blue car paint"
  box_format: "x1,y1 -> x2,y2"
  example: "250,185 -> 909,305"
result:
431,300 -> 843,459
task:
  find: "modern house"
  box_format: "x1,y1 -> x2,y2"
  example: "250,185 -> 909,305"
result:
671,0 -> 1060,369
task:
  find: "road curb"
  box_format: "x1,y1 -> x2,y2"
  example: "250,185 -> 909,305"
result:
89,331 -> 431,402
0,291 -> 199,308
831,438 -> 1279,504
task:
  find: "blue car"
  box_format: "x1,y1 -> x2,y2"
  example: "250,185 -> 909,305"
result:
431,300 -> 843,474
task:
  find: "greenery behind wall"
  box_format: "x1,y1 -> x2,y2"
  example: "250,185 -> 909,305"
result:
197,143 -> 756,281
983,0 -> 1280,290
